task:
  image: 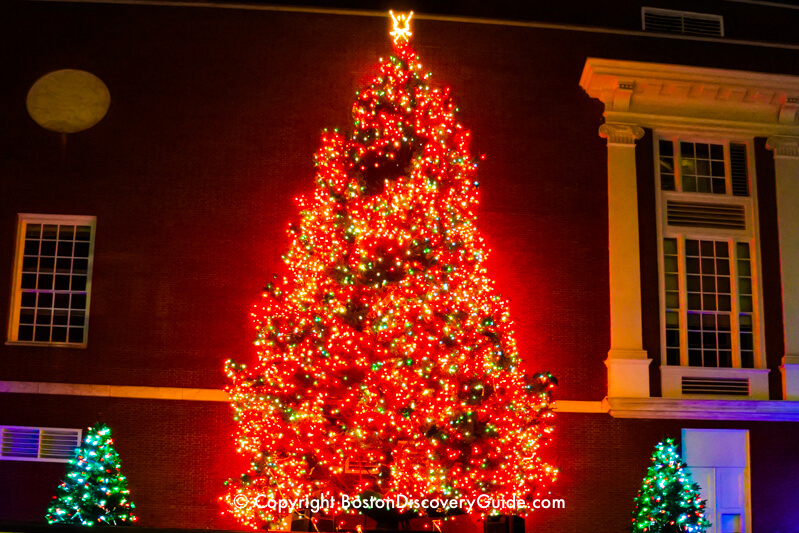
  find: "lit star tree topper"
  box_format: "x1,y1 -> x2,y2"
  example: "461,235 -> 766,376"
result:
224,12 -> 557,529
631,439 -> 711,533
46,423 -> 137,526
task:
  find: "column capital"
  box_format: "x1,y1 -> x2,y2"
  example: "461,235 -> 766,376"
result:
766,135 -> 799,158
599,123 -> 645,146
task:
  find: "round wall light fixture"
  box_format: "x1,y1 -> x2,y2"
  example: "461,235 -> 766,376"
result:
26,69 -> 110,134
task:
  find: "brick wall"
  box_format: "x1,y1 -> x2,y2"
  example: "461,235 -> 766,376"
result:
0,394 -> 245,530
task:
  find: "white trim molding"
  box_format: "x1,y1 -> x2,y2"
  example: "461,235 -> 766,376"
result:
599,121 -> 653,398
581,58 -> 799,137
661,366 -> 770,400
0,380 -> 229,402
766,135 -> 799,399
582,58 -> 799,404
604,396 -> 799,421
551,400 -> 608,413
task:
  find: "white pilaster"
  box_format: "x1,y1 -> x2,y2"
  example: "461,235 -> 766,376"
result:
599,123 -> 652,398
766,136 -> 799,400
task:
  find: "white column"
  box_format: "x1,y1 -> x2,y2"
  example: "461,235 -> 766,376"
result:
766,136 -> 799,400
599,123 -> 652,398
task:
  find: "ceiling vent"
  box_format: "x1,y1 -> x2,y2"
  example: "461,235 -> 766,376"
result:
0,426 -> 81,463
682,376 -> 749,396
643,8 -> 724,38
667,201 -> 746,230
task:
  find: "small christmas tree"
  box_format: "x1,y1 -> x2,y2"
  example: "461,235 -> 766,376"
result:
46,423 -> 137,526
224,12 -> 556,529
631,438 -> 710,533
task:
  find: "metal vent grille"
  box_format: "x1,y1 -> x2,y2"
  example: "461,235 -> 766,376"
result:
0,426 -> 81,463
667,201 -> 746,230
643,8 -> 724,37
682,376 -> 749,396
730,143 -> 750,197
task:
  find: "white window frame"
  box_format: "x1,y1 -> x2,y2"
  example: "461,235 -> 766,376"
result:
655,135 -> 768,399
7,214 -> 96,348
0,425 -> 82,463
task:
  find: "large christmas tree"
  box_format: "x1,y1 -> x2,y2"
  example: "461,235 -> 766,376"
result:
45,423 -> 137,526
225,13 -> 557,528
631,439 -> 711,533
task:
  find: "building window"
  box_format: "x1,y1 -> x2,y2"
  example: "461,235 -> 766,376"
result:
0,425 -> 82,463
656,137 -> 762,372
7,214 -> 96,347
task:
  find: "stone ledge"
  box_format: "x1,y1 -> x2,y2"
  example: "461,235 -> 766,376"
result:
0,380 -> 229,402
604,396 -> 799,421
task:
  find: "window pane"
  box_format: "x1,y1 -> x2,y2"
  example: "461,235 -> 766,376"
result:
737,242 -> 750,259
21,273 -> 37,289
74,242 -> 90,258
738,260 -> 751,276
666,273 -> 679,290
72,294 -> 87,310
42,225 -> 58,239
40,241 -> 56,256
52,327 -> 68,343
664,238 -> 678,254
56,241 -> 73,257
25,224 -> 42,239
24,240 -> 39,256
18,325 -> 34,341
22,256 -> 38,272
54,294 -> 70,309
53,310 -> 68,326
75,226 -> 92,241
68,328 -> 84,344
666,292 -> 680,308
665,256 -> 679,272
37,293 -> 53,308
58,225 -> 74,240
37,274 -> 53,290
21,292 -> 36,308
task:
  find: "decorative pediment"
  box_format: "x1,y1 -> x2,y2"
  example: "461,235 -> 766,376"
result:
580,58 -> 799,136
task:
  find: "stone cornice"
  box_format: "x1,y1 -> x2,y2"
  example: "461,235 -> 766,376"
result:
581,58 -> 799,136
